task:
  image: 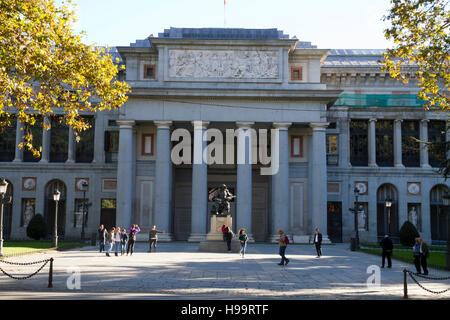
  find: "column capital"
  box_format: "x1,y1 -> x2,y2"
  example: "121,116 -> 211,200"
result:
154,120 -> 172,129
420,119 -> 430,124
368,118 -> 377,123
191,120 -> 210,129
394,119 -> 403,123
310,122 -> 329,130
116,120 -> 136,128
236,122 -> 254,129
273,122 -> 292,130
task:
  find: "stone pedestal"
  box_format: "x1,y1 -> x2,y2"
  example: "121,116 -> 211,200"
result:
198,215 -> 240,252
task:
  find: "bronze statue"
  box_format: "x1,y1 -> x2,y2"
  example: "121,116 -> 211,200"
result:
209,184 -> 235,215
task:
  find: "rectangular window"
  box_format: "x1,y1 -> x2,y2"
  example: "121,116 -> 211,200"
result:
50,116 -> 68,163
428,120 -> 446,168
326,135 -> 339,166
76,116 -> 95,163
402,120 -> 420,167
290,136 -> 303,157
290,67 -> 303,81
376,120 -> 394,167
141,133 -> 154,156
104,131 -> 119,163
350,120 -> 368,166
0,116 -> 16,162
23,117 -> 43,162
144,65 -> 156,79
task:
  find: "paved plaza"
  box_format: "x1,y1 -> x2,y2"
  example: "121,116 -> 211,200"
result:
0,243 -> 449,299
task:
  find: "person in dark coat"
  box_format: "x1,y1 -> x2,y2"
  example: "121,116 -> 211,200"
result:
313,228 -> 323,258
224,226 -> 234,252
413,237 -> 429,275
380,234 -> 393,268
98,224 -> 107,253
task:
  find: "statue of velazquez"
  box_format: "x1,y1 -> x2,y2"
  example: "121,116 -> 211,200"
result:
209,184 -> 236,215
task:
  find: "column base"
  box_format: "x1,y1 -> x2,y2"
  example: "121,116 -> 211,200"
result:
394,164 -> 405,168
420,164 -> 432,169
368,163 -> 378,168
13,158 -> 23,163
187,233 -> 207,242
65,159 -> 75,164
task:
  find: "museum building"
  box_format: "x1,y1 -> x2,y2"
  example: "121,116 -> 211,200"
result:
0,28 -> 448,244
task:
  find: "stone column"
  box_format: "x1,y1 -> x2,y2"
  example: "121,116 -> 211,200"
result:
368,118 -> 377,167
393,119 -> 404,168
66,127 -> 76,163
188,121 -> 209,242
270,122 -> 291,240
339,119 -> 350,168
420,119 -> 431,168
310,123 -> 329,241
116,120 -> 135,228
13,120 -> 24,162
93,114 -> 104,163
236,122 -> 254,240
40,117 -> 51,163
154,121 -> 173,241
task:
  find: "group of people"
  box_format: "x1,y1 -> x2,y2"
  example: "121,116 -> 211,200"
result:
380,235 -> 430,275
98,224 -> 141,257
98,224 -> 165,257
221,225 -> 324,265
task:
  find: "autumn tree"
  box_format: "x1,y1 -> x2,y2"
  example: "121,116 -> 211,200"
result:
0,0 -> 130,156
382,0 -> 449,111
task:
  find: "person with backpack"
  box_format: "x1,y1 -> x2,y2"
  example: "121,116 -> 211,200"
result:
277,229 -> 290,266
127,224 -> 140,256
238,228 -> 248,258
313,228 -> 323,258
224,226 -> 234,252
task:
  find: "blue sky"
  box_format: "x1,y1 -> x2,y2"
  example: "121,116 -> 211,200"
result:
70,0 -> 394,49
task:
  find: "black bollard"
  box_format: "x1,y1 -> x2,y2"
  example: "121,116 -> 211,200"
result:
403,269 -> 408,299
48,258 -> 53,288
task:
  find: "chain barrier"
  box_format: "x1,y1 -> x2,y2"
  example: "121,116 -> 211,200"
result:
403,269 -> 450,298
0,257 -> 54,287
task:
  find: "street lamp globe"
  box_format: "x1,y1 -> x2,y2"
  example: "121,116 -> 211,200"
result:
81,181 -> 88,192
53,189 -> 61,202
385,198 -> 392,208
0,179 -> 8,195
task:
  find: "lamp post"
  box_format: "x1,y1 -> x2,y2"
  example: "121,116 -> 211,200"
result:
80,181 -> 88,243
52,189 -> 61,248
385,197 -> 392,236
0,179 -> 12,257
442,193 -> 450,271
354,187 -> 360,249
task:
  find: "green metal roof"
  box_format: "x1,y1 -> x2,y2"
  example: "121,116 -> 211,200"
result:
332,94 -> 424,108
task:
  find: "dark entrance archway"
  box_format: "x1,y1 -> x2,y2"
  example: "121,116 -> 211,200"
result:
377,183 -> 399,242
430,184 -> 449,245
44,180 -> 67,238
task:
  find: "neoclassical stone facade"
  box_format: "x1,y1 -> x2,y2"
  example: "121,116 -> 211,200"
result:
0,28 -> 448,244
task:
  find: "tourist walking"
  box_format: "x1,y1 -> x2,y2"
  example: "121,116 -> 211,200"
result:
127,224 -> 140,256
380,234 -> 393,268
238,228 -> 248,258
313,228 -> 322,258
98,224 -> 107,253
105,227 -> 114,257
113,227 -> 121,256
413,237 -> 429,275
148,225 -> 164,252
224,226 -> 234,252
120,229 -> 128,256
277,229 -> 289,266
222,224 -> 227,242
